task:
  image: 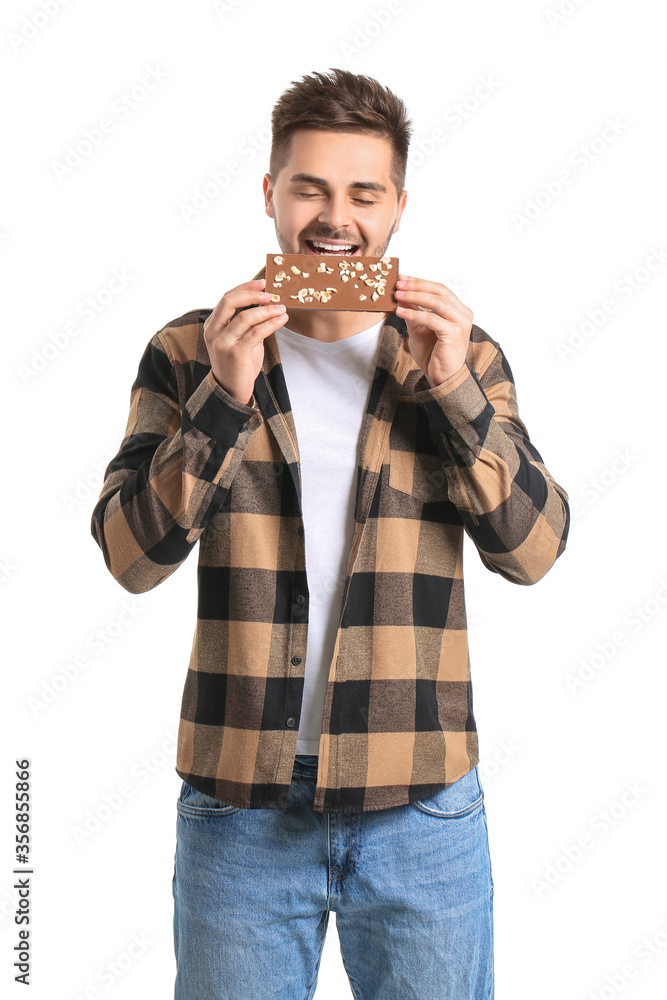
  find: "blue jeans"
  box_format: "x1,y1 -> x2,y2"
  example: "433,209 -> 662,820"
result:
172,754 -> 494,999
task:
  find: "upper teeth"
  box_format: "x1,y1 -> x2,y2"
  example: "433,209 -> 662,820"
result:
312,241 -> 355,251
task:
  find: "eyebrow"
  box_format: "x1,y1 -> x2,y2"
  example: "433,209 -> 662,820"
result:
289,173 -> 387,194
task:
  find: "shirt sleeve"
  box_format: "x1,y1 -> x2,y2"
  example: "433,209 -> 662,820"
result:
412,331 -> 570,585
90,329 -> 261,594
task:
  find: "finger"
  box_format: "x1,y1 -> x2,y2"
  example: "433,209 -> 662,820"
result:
231,306 -> 290,347
394,287 -> 456,316
208,280 -> 273,329
395,303 -> 439,323
397,276 -> 460,302
395,304 -> 458,334
230,302 -> 288,339
205,300 -> 284,342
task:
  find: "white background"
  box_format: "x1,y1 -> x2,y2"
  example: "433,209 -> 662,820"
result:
2,0 -> 666,997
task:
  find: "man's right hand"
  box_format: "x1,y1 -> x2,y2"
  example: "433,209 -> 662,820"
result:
203,278 -> 289,406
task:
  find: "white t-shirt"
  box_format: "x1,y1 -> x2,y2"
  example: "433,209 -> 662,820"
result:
274,317 -> 386,755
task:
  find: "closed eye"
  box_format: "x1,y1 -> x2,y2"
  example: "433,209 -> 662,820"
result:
296,193 -> 376,206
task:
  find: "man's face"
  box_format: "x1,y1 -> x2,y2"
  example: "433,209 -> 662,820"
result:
263,129 -> 407,259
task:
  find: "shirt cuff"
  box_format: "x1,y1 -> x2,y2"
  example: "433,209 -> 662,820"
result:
183,369 -> 263,444
412,362 -> 490,431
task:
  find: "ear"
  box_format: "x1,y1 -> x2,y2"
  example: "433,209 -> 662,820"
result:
263,174 -> 274,218
392,189 -> 407,234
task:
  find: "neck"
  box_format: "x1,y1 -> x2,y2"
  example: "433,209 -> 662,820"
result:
282,308 -> 387,343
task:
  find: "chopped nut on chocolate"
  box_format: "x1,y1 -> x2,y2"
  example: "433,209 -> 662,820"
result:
265,253 -> 398,311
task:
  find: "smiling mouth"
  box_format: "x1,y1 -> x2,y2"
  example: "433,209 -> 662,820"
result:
304,239 -> 361,256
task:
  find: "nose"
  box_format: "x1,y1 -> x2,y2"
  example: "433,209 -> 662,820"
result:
317,192 -> 350,233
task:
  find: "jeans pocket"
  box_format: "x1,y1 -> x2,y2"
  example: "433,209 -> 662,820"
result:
176,779 -> 241,816
411,765 -> 484,818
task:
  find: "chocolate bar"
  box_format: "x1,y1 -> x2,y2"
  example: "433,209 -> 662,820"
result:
264,253 -> 399,311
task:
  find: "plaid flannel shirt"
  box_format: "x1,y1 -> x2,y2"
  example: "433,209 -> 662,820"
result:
91,281 -> 569,813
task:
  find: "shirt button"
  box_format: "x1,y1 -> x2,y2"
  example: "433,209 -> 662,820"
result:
241,422 -> 249,431
286,717 -> 296,728
291,655 -> 302,666
295,594 -> 305,604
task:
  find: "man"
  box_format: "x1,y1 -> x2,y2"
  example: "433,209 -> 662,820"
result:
91,68 -> 569,1000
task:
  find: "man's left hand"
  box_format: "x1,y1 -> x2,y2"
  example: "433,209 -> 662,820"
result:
395,274 -> 473,388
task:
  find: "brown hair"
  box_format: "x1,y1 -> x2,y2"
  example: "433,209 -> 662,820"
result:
269,68 -> 413,199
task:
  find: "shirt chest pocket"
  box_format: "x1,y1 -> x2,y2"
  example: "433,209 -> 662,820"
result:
388,397 -> 453,504
388,447 -> 451,503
